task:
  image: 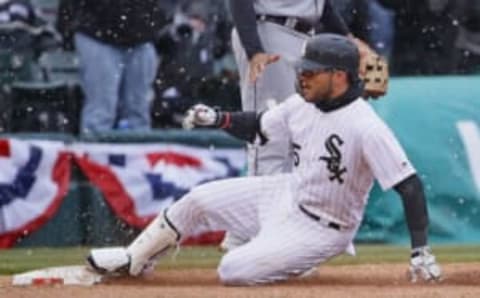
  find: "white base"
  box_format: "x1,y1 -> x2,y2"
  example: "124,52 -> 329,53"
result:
12,265 -> 103,286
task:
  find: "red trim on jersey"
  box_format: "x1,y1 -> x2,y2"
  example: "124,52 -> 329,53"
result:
0,139 -> 10,157
219,112 -> 231,129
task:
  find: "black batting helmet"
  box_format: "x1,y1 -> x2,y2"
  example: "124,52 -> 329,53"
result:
294,33 -> 359,77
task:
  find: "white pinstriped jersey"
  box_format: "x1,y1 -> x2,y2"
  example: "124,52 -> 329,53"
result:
260,94 -> 416,228
254,0 -> 326,20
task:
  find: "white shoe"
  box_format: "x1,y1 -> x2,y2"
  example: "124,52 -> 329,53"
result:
86,247 -> 131,276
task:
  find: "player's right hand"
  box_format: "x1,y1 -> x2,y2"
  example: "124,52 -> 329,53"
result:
182,104 -> 218,130
408,246 -> 442,282
249,52 -> 280,82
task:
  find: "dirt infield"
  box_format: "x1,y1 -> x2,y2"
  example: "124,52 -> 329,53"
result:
1,263 -> 479,298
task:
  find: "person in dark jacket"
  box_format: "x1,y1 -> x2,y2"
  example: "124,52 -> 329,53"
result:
378,0 -> 458,75
452,0 -> 480,74
56,0 -> 168,133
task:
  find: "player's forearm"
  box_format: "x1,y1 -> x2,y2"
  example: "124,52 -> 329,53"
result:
216,111 -> 266,144
229,0 -> 264,59
394,174 -> 429,249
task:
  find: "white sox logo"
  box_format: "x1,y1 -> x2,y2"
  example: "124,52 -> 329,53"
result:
319,134 -> 347,184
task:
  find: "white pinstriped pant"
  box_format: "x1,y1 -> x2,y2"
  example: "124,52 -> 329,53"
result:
167,174 -> 356,285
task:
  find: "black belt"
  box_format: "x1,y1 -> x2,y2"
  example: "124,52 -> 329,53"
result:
256,14 -> 316,35
299,204 -> 341,231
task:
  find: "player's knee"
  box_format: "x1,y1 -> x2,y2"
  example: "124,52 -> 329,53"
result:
217,254 -> 255,286
180,185 -> 214,214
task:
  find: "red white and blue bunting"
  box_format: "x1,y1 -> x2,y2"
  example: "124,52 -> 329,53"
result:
0,139 -> 71,248
74,143 -> 245,228
0,140 -> 245,247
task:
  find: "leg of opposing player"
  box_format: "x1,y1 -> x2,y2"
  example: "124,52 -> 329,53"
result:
87,175 -> 290,276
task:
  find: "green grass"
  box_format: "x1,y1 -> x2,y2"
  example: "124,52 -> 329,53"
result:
1,245 -> 479,275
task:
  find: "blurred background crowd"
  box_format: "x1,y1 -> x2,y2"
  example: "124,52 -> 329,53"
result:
0,0 -> 479,134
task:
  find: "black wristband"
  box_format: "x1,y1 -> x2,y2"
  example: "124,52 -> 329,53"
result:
217,111 -> 261,143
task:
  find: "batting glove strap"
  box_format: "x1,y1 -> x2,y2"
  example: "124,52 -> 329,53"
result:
409,246 -> 442,282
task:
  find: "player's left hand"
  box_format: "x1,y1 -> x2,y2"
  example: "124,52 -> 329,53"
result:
408,246 -> 442,282
182,104 -> 218,129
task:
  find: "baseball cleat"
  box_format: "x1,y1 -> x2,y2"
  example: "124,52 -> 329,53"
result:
86,247 -> 131,276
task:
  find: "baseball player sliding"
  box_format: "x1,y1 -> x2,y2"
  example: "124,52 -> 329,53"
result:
87,34 -> 441,285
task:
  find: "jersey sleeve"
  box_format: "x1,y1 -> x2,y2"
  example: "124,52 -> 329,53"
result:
362,121 -> 416,191
259,97 -> 293,145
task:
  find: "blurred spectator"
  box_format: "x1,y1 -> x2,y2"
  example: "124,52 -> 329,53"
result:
452,0 -> 480,74
153,0 -> 238,127
367,0 -> 395,60
379,0 -> 458,75
0,0 -> 59,132
330,0 -> 370,41
0,0 -> 57,83
56,0 -> 168,134
331,0 -> 394,60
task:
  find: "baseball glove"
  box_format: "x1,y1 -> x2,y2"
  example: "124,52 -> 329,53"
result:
359,52 -> 389,99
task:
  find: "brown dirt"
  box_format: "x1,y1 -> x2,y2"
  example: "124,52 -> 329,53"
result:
1,263 -> 479,298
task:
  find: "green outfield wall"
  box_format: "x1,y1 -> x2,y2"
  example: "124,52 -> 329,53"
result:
8,75 -> 480,247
